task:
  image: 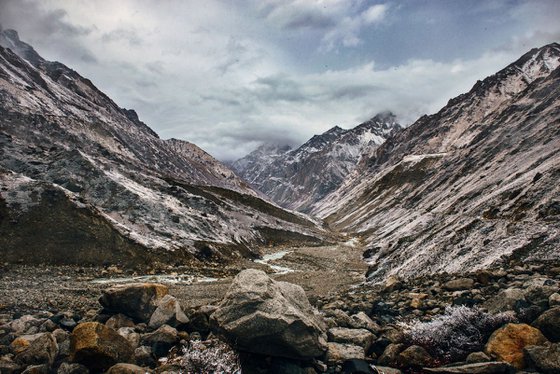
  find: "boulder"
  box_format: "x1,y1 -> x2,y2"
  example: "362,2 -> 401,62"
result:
10,332 -> 58,366
117,327 -> 140,349
466,351 -> 491,363
141,324 -> 178,358
210,269 -> 327,359
326,342 -> 365,364
0,356 -> 22,374
99,283 -> 168,322
106,363 -> 152,374
398,345 -> 432,367
148,295 -> 189,329
8,315 -> 43,335
105,314 -> 135,330
377,343 -> 404,367
327,327 -> 375,351
349,312 -> 381,334
21,364 -> 49,374
443,278 -> 474,291
524,343 -> 560,374
70,322 -> 133,371
532,306 -> 560,342
134,345 -> 156,367
483,288 -> 525,314
424,362 -> 513,373
342,359 -> 374,374
484,323 -> 548,369
549,293 -> 560,307
56,362 -> 89,374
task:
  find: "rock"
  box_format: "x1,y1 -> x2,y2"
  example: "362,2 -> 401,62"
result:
349,312 -> 381,334
105,314 -> 135,330
424,361 -> 514,373
377,343 -> 404,367
324,309 -> 353,328
327,327 -> 375,351
326,342 -> 365,364
70,322 -> 133,371
210,269 -> 327,359
11,332 -> 58,366
186,305 -> 216,334
134,345 -> 156,367
0,356 -> 22,374
484,323 -> 548,369
59,318 -> 77,331
371,366 -> 402,374
9,315 -> 42,335
118,327 -> 141,349
99,283 -> 168,322
466,351 -> 491,363
524,343 -> 560,374
532,306 -> 560,342
443,278 -> 474,291
57,362 -> 89,374
21,364 -> 49,374
483,288 -> 525,313
523,279 -> 558,304
397,345 -> 432,367
342,359 -> 373,374
549,293 -> 560,307
106,363 -> 153,374
142,324 -> 178,345
384,276 -> 402,292
148,295 -> 189,329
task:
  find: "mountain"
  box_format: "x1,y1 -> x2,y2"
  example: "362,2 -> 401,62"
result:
313,43 -> 560,281
0,29 -> 324,269
232,112 -> 401,212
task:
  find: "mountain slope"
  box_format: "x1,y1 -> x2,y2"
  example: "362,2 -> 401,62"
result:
314,43 -> 560,281
0,29 -> 324,268
232,112 -> 401,212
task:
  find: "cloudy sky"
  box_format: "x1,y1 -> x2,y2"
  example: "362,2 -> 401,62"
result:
1,0 -> 559,160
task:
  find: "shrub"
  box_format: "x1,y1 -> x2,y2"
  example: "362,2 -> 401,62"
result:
399,305 -> 515,362
167,338 -> 242,373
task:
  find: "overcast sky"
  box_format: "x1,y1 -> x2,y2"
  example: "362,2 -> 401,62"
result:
1,0 -> 559,160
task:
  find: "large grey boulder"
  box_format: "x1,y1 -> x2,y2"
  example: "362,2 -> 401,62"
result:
148,295 -> 189,329
210,269 -> 327,359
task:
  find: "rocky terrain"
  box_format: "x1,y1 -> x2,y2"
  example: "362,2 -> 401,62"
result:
232,112 -> 400,212
0,29 -> 326,269
312,42 -> 560,281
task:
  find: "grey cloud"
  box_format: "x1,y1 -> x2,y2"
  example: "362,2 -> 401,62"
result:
101,28 -> 143,46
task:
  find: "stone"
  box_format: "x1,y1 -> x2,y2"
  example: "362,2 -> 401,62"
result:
532,306 -> 560,342
21,364 -> 49,374
349,312 -> 381,334
466,351 -> 491,363
8,315 -> 42,335
134,345 -> 156,367
11,332 -> 58,366
549,293 -> 560,307
384,276 -> 402,292
210,269 -> 327,359
371,366 -> 402,374
326,342 -> 365,364
99,283 -> 168,322
59,318 -> 77,331
342,359 -> 373,374
524,343 -> 560,374
105,314 -> 135,330
56,362 -> 89,374
106,363 -> 153,374
482,288 -> 526,314
443,278 -> 474,291
0,356 -> 22,374
142,324 -> 178,345
484,323 -> 548,369
424,361 -> 514,373
70,322 -> 133,371
324,309 -> 353,328
397,345 -> 432,367
148,295 -> 189,329
118,327 -> 141,349
327,327 -> 375,351
377,343 -> 404,367
523,278 -> 558,304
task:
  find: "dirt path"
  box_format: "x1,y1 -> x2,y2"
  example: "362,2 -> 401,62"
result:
0,239 -> 367,315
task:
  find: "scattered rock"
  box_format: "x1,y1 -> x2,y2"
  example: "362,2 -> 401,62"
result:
56,362 -> 89,374
105,314 -> 135,330
466,351 -> 491,364
483,288 -> 525,314
326,342 -> 365,364
549,293 -> 560,307
70,322 -> 133,371
484,323 -> 548,369
349,312 -> 381,334
342,359 -> 373,374
371,366 -> 402,374
443,278 -> 474,291
117,327 -> 141,349
134,345 -> 156,367
398,345 -> 432,367
377,343 -> 404,367
11,332 -> 58,366
532,306 -> 560,342
106,363 -> 152,374
211,269 -> 327,359
21,364 -> 49,374
424,361 -> 514,373
142,324 -> 178,346
384,276 -> 403,292
8,315 -> 42,336
524,343 -> 560,374
99,283 -> 168,322
327,327 -> 375,351
148,295 -> 189,329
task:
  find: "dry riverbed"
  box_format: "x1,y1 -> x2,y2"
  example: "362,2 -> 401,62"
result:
0,239 -> 367,316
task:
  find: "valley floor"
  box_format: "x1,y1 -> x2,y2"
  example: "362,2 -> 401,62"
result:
0,239 -> 367,315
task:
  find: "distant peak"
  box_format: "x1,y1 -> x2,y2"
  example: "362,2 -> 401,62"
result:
370,111 -> 397,123
0,28 -> 44,67
325,125 -> 345,135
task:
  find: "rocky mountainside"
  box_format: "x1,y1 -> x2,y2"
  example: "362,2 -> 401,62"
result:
313,43 -> 560,281
0,29 -> 324,268
232,112 -> 401,212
